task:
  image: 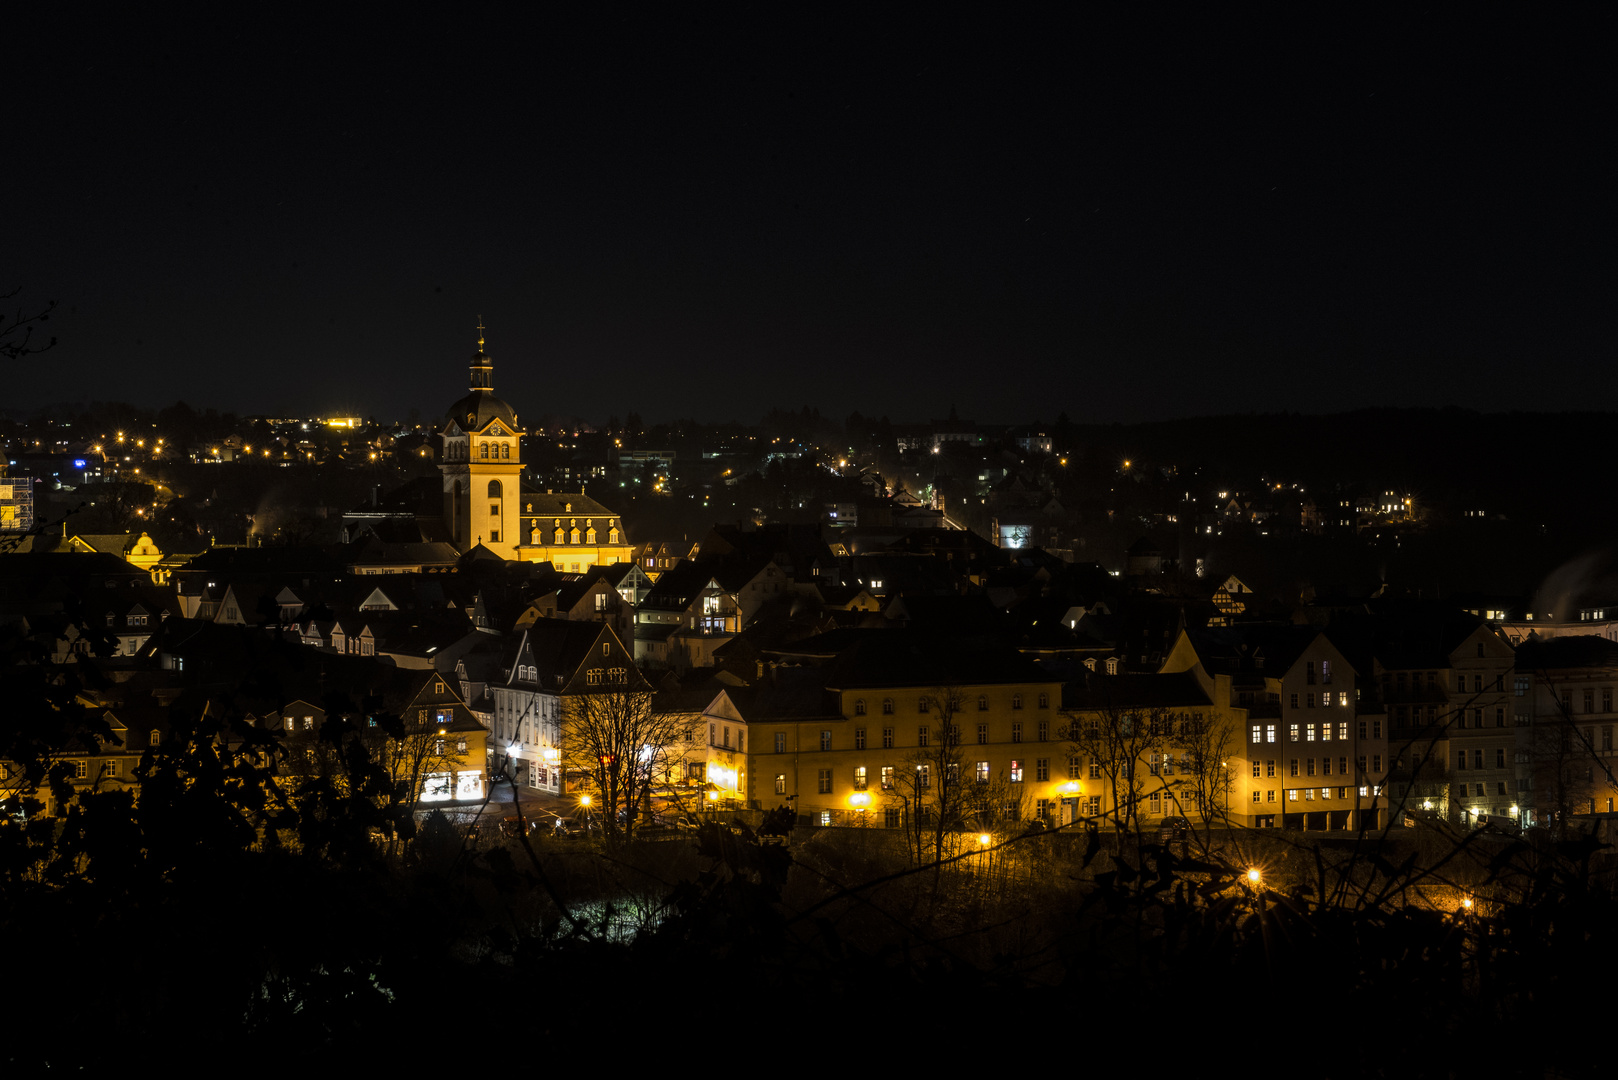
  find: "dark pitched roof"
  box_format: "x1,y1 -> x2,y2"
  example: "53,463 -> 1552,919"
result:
1062,670 -> 1214,712
718,668 -> 842,723
1327,602 -> 1496,672
1515,635 -> 1618,671
819,633 -> 1055,690
1184,624 -> 1331,679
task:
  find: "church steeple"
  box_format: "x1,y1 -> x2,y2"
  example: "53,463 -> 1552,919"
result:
469,318 -> 494,391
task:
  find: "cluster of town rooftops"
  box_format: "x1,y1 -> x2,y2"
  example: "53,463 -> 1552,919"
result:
6,514 -> 1615,834
5,335 -> 1616,831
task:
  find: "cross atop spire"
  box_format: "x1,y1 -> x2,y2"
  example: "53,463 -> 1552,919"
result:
476,317 -> 486,351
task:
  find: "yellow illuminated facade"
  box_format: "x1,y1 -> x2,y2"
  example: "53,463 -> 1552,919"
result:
514,493 -> 635,572
440,328 -> 525,559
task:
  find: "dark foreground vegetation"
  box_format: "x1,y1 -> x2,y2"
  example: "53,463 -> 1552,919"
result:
2,699 -> 1611,1075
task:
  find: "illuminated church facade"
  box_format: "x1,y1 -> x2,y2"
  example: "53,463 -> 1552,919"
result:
438,331 -> 634,570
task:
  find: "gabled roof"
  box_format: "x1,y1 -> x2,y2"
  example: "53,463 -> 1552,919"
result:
507,617 -> 642,692
1182,624 -> 1344,680
640,560 -> 720,612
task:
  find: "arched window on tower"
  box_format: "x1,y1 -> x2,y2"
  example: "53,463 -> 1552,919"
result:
488,480 -> 502,498
480,442 -> 489,460
501,442 -> 510,459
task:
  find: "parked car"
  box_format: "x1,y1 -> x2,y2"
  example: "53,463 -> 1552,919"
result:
553,817 -> 597,839
1157,816 -> 1191,845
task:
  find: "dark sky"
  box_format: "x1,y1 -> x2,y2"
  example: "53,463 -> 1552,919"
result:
9,8 -> 1612,426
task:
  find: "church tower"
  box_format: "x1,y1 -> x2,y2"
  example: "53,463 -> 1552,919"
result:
439,325 -> 524,559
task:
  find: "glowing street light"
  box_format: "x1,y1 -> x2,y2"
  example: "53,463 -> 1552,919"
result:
1247,867 -> 1262,885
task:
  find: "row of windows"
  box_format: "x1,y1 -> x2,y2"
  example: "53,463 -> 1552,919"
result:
584,666 -> 628,686
807,757 -> 1061,794
534,527 -> 618,546
1456,782 -> 1511,798
1304,660 -> 1333,685
1250,785 -> 1382,804
707,723 -> 744,751
1252,721 -> 1354,744
797,720 -> 1057,752
1386,705 -> 1508,728
1288,691 -> 1349,709
1454,747 -> 1510,770
1385,670 -> 1504,694
851,692 -> 1051,716
1563,689 -> 1618,715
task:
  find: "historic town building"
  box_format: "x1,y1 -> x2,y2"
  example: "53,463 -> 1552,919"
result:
439,328 -> 526,559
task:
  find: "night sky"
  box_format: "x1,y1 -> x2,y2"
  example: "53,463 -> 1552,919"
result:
10,8 -> 1612,425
